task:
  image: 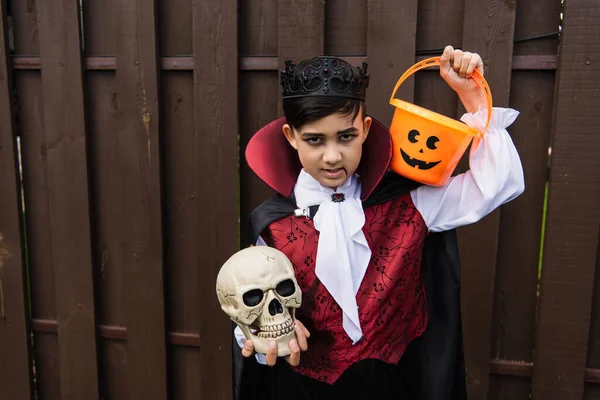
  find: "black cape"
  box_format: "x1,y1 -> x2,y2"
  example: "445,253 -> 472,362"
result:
233,172 -> 467,400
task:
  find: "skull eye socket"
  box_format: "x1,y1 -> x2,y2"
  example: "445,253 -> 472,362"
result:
243,289 -> 264,307
276,279 -> 296,297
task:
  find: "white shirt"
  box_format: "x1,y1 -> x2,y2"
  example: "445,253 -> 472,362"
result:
236,107 -> 525,357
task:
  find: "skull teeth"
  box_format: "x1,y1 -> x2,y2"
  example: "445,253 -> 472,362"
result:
255,321 -> 295,339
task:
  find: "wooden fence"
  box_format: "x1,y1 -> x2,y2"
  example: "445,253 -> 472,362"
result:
0,0 -> 598,399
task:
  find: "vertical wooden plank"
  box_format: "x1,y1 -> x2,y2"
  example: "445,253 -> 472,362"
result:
239,71 -> 279,246
367,0 -> 418,125
113,0 -> 167,398
12,1 -> 58,396
35,0 -> 99,398
160,3 -> 199,399
239,0 -> 279,246
192,1 -> 237,398
159,0 -> 192,57
0,0 -> 34,397
488,71 -> 556,400
532,2 -> 600,397
81,2 -> 126,397
81,0 -> 115,57
85,69 -> 129,400
162,70 -> 200,400
416,0 -> 464,55
278,0 -> 324,62
81,1 -> 126,397
17,69 -> 61,400
512,0 -> 561,57
11,0 -> 39,55
278,0 -> 325,115
239,0 -> 278,57
325,0 -> 367,56
490,0 -> 562,398
457,1 -> 517,399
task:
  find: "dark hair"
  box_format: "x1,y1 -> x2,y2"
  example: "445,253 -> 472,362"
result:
282,57 -> 367,130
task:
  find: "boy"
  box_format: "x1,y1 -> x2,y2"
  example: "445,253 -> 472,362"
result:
237,46 -> 524,399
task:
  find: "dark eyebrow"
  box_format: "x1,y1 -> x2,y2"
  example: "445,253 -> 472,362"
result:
337,127 -> 358,135
301,127 -> 357,137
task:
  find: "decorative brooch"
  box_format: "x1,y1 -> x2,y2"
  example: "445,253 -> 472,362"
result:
331,193 -> 346,203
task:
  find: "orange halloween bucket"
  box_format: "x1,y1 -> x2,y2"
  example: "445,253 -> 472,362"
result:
388,57 -> 493,186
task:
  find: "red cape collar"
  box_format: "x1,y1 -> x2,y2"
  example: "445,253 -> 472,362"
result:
245,117 -> 393,201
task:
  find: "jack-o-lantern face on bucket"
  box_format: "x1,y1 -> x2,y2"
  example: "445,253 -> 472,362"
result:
400,129 -> 442,170
388,56 -> 492,186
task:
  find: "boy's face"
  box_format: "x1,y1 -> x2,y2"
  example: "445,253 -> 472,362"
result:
282,110 -> 372,189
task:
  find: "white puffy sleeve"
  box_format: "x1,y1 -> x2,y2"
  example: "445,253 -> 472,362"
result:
410,107 -> 525,232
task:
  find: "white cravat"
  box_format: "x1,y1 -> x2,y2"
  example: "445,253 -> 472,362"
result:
294,170 -> 372,344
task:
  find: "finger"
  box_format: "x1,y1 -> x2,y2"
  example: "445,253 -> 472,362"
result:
453,49 -> 463,72
459,52 -> 472,78
294,322 -> 309,351
265,342 -> 278,366
286,339 -> 300,366
465,55 -> 480,77
440,45 -> 453,66
295,320 -> 311,339
241,340 -> 255,358
439,46 -> 453,79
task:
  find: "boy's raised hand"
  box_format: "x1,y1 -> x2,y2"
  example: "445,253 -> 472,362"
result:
440,45 -> 487,113
241,319 -> 311,367
440,45 -> 484,93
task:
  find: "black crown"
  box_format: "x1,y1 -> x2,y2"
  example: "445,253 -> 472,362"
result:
280,56 -> 369,101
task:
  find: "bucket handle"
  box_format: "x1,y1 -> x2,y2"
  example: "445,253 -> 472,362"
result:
389,56 -> 493,136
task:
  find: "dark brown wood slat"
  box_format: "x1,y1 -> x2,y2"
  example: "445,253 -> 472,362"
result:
192,1 -> 238,398
162,2 -> 215,399
159,0 -> 192,57
239,0 -> 278,56
35,0 -> 100,398
239,71 -> 279,248
366,0 -> 418,125
325,0 -> 367,56
13,1 -> 59,397
238,4 -> 279,250
513,0 -> 561,57
489,1 -> 562,398
0,1 -> 34,398
16,70 -> 62,400
239,0 -> 280,248
416,0 -> 464,56
112,0 -> 167,398
11,0 -> 39,55
81,0 -> 115,57
457,0 -> 517,399
85,70 -> 131,399
162,70 -> 202,399
531,0 -> 600,398
489,71 -> 556,400
277,0 -> 325,115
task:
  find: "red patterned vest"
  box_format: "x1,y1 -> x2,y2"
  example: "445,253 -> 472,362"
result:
262,193 -> 429,384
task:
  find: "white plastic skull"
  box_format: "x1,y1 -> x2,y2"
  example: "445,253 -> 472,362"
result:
216,246 -> 302,356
